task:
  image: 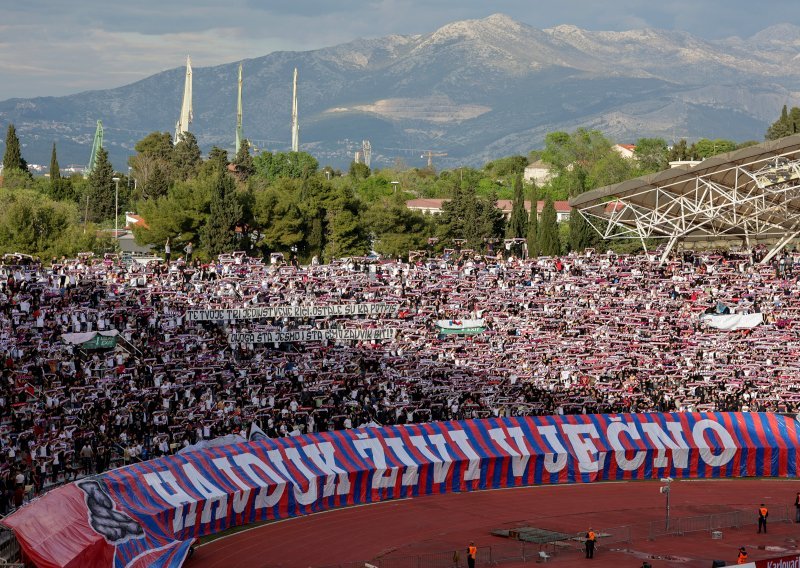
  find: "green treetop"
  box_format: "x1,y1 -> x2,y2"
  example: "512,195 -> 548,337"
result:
3,124 -> 28,174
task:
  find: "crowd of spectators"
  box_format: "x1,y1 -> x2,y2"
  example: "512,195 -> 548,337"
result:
0,245 -> 799,513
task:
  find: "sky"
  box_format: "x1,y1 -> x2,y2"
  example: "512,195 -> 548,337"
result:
2,0 -> 798,101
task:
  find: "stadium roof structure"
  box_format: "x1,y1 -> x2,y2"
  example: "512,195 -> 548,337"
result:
569,134 -> 800,263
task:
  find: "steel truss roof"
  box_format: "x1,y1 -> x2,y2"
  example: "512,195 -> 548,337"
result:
569,135 -> 800,263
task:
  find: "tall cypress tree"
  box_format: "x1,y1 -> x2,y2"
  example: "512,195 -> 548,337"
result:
538,195 -> 560,256
86,147 -> 115,222
527,184 -> 539,259
49,142 -> 61,192
507,174 -> 527,238
3,124 -> 27,173
202,171 -> 243,256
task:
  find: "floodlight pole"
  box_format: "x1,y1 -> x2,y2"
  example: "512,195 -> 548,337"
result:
661,478 -> 672,530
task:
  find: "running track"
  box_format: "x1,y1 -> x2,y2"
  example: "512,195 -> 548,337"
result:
194,478 -> 800,568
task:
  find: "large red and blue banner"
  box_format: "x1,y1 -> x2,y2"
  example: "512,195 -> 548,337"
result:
4,412 -> 800,568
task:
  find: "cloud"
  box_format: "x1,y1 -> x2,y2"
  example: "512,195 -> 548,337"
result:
2,0 -> 800,100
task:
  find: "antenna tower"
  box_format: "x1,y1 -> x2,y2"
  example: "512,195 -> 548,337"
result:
174,55 -> 193,144
235,62 -> 244,154
362,140 -> 372,168
85,120 -> 104,177
291,67 -> 299,152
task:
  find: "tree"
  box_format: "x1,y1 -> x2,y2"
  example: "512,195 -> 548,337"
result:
538,195 -> 560,256
484,155 -> 528,178
634,138 -> 669,173
232,139 -> 255,181
3,124 -> 28,174
363,197 -> 430,259
477,190 -> 505,246
201,171 -> 242,256
202,147 -> 230,178
253,182 -> 305,253
766,105 -> 800,140
172,131 -> 202,181
49,143 -> 61,185
133,178 -> 211,248
86,147 -> 115,222
506,174 -> 527,238
129,132 -> 174,190
692,139 -> 736,159
667,139 -> 697,162
144,163 -> 170,200
527,184 -> 539,259
253,151 -> 318,180
349,161 -> 370,180
569,205 -> 594,252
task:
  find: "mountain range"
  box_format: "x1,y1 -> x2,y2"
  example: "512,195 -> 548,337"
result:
2,13 -> 800,171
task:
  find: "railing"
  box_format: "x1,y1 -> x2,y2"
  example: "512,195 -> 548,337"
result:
0,526 -> 22,565
316,508 -> 791,568
647,504 -> 791,540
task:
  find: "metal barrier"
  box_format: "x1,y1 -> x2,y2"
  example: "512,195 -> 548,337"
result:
316,508 -> 791,568
0,526 -> 22,565
648,505 -> 791,540
316,525 -> 632,568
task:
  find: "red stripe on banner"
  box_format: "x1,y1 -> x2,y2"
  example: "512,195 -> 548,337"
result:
750,412 -> 772,476
766,413 -> 788,478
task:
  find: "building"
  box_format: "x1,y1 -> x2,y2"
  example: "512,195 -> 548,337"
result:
405,198 -> 448,215
612,144 -> 636,159
523,160 -> 553,185
406,198 -> 571,222
668,160 -> 703,169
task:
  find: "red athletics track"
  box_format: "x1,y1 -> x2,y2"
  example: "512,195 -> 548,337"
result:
193,478 -> 800,568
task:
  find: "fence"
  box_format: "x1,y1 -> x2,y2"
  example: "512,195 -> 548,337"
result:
647,504 -> 792,540
316,525 -> 633,568
0,526 -> 23,566
316,507 -> 792,568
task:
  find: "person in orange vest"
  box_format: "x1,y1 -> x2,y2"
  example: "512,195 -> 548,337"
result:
758,503 -> 769,533
585,528 -> 597,559
737,546 -> 748,564
466,541 -> 477,568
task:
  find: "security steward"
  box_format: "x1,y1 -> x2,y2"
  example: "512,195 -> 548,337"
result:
467,541 -> 477,568
758,503 -> 769,533
737,546 -> 748,564
585,528 -> 596,559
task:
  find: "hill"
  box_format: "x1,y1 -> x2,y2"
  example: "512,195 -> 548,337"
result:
1,14 -> 799,170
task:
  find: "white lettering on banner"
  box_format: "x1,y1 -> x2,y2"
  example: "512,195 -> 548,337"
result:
409,434 -> 452,483
384,437 -> 420,486
231,453 -> 286,508
228,329 -> 398,344
133,415 -> 765,538
212,457 -> 252,514
562,424 -> 602,473
143,470 -> 198,532
764,554 -> 800,568
353,434 -> 398,489
692,419 -> 737,467
274,448 -> 318,506
182,463 -> 228,524
488,427 -> 531,478
429,434 -> 456,483
187,303 -> 399,321
640,422 -> 690,469
302,442 -> 351,498
607,420 -> 646,471
447,430 -> 481,481
536,425 -> 569,473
